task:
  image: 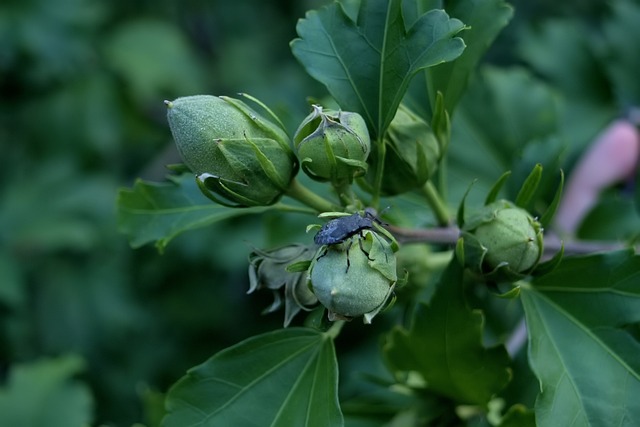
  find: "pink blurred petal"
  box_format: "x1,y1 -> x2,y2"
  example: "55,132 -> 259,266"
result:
555,120 -> 639,234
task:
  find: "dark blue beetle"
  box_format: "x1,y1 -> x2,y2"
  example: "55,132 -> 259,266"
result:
314,208 -> 384,246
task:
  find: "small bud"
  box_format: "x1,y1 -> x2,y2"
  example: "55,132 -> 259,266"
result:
461,200 -> 543,279
293,105 -> 370,186
248,244 -> 318,327
367,104 -> 442,195
309,230 -> 396,323
166,95 -> 297,207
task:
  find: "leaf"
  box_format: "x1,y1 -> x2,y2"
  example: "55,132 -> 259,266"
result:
162,328 -> 342,427
291,0 -> 465,138
384,259 -> 511,405
447,67 -> 559,206
407,0 -> 514,115
116,174 -> 269,251
520,250 -> 640,427
0,355 -> 93,427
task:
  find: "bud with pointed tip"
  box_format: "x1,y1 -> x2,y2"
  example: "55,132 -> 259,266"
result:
461,200 -> 543,280
166,95 -> 297,207
367,104 -> 442,195
309,230 -> 396,323
293,105 -> 370,187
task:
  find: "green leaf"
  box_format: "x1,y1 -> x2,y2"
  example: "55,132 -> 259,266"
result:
409,0 -> 514,115
291,0 -> 465,138
447,67 -> 559,206
521,250 -> 640,426
116,174 -> 269,251
384,259 -> 511,405
163,328 -> 342,427
0,355 -> 93,427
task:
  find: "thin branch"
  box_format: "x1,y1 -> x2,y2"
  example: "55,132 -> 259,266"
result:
385,224 -> 637,256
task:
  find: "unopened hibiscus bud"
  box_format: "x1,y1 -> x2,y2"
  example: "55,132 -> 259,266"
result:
166,95 -> 297,207
309,230 -> 396,323
461,200 -> 543,279
368,104 -> 442,195
293,105 -> 370,187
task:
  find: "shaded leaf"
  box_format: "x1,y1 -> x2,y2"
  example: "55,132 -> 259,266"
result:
384,259 -> 511,405
116,174 -> 269,251
521,250 -> 640,426
447,67 -> 559,206
291,0 -> 465,138
0,355 -> 93,427
163,328 -> 342,427
407,0 -> 514,115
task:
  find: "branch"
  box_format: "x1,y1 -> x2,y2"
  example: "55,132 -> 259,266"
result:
385,224 -> 637,257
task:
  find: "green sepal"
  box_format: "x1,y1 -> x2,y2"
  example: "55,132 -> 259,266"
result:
515,163 -> 542,209
538,169 -> 564,228
286,260 -> 312,273
485,171 -> 512,205
532,242 -> 564,277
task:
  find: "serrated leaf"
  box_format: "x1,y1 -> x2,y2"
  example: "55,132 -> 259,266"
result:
162,327 -> 342,427
521,250 -> 640,427
384,259 -> 511,405
291,0 -> 465,138
116,174 -> 268,251
0,355 -> 93,427
407,0 -> 514,115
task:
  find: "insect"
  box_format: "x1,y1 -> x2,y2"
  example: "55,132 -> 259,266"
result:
313,208 -> 394,273
314,208 -> 385,246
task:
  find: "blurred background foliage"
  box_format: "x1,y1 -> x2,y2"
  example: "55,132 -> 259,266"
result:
0,0 -> 638,426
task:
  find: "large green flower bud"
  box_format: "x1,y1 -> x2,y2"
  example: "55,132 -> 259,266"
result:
309,230 -> 396,323
368,104 -> 442,195
248,244 -> 317,327
460,200 -> 543,280
166,95 -> 297,207
293,105 -> 370,186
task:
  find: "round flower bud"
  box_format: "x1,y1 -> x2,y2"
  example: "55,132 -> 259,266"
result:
309,230 -> 396,323
166,95 -> 297,207
248,244 -> 318,327
462,200 -> 543,277
293,105 -> 370,187
367,104 -> 442,195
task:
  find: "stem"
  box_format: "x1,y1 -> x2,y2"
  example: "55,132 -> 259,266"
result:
371,138 -> 386,209
284,178 -> 335,212
271,202 -> 317,215
333,181 -> 355,206
421,181 -> 451,226
325,320 -> 345,339
386,224 -> 638,257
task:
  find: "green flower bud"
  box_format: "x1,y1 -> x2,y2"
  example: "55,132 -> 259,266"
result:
248,244 -> 317,327
293,105 -> 370,186
166,95 -> 298,207
309,230 -> 396,323
367,104 -> 442,195
461,200 -> 543,279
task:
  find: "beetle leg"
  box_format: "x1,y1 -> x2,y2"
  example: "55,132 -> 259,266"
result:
344,240 -> 353,273
316,245 -> 329,261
